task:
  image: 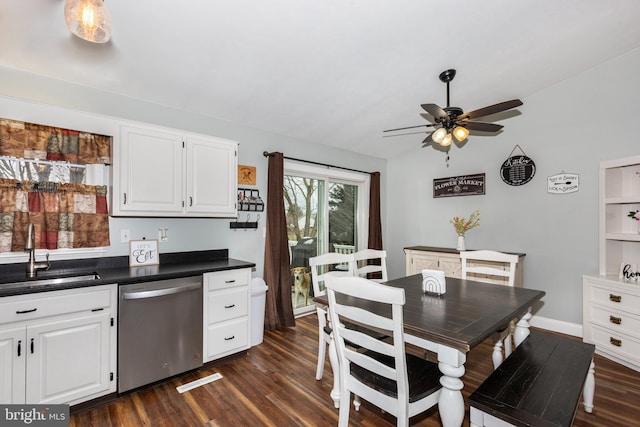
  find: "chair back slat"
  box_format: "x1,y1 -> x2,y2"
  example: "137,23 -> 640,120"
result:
309,252 -> 355,297
460,250 -> 519,287
353,249 -> 388,282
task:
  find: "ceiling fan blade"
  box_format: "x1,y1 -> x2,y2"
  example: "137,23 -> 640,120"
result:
383,123 -> 435,133
422,132 -> 434,146
421,104 -> 447,120
459,99 -> 523,121
463,122 -> 504,132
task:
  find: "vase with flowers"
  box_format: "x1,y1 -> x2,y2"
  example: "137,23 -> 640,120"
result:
629,210 -> 640,234
450,209 -> 480,251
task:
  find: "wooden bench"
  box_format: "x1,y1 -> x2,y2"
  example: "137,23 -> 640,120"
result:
469,331 -> 595,427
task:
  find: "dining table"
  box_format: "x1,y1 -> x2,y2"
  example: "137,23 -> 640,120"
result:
313,273 -> 546,427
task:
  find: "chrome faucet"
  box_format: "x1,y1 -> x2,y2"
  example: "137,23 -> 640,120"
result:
25,223 -> 50,278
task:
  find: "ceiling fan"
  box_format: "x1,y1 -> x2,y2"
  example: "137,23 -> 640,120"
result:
384,69 -> 523,148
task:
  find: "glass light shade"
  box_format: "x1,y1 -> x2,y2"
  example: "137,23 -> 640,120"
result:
440,133 -> 453,147
432,128 -> 448,144
64,0 -> 112,43
453,126 -> 469,142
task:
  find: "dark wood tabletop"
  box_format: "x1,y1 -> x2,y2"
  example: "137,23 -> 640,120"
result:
314,274 -> 545,353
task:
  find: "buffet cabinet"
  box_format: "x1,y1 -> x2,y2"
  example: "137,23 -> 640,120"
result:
113,124 -> 238,217
404,246 -> 526,287
583,275 -> 640,372
203,268 -> 252,362
0,285 -> 117,405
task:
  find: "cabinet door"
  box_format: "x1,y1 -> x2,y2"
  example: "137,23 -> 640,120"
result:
186,136 -> 237,216
0,327 -> 26,404
439,255 -> 462,278
410,253 -> 439,275
26,312 -> 111,404
117,125 -> 184,214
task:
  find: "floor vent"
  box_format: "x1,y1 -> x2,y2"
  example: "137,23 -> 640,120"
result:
176,373 -> 223,393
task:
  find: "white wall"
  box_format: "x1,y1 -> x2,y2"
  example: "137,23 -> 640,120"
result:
386,47 -> 640,326
0,67 -> 386,278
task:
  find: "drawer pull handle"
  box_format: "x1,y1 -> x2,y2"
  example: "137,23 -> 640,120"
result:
30,338 -> 34,354
16,308 -> 37,314
225,280 -> 236,284
609,294 -> 622,303
17,340 -> 21,357
610,337 -> 622,347
224,336 -> 235,341
224,304 -> 235,309
609,315 -> 622,325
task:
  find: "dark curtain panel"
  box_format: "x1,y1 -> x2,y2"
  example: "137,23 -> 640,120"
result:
368,172 -> 383,250
263,152 -> 295,330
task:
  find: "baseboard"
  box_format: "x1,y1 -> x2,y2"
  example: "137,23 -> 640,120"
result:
530,315 -> 583,338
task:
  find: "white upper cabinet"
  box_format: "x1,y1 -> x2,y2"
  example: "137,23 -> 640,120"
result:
599,155 -> 640,276
113,124 -> 238,217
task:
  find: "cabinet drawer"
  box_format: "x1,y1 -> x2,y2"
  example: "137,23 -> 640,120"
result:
207,286 -> 248,323
591,305 -> 640,339
205,269 -> 249,291
0,286 -> 114,325
590,324 -> 640,364
206,318 -> 249,358
590,285 -> 640,312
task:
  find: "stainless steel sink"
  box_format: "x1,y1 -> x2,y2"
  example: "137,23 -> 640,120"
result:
0,273 -> 101,290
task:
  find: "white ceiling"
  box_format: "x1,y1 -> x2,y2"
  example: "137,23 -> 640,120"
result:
2,1 -> 640,159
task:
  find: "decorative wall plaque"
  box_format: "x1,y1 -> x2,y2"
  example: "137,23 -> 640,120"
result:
500,145 -> 535,186
238,165 -> 256,185
433,173 -> 485,198
547,172 -> 580,194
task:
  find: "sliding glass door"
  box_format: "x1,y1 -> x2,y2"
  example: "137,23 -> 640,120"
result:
284,161 -> 369,315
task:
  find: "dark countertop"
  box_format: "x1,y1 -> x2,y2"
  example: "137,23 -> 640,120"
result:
404,246 -> 526,257
0,249 -> 256,298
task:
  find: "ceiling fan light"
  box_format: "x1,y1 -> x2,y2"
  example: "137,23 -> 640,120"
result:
64,0 -> 112,43
453,126 -> 469,141
432,128 -> 447,144
440,133 -> 453,147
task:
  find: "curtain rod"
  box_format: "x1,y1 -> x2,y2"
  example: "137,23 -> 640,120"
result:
262,151 -> 373,175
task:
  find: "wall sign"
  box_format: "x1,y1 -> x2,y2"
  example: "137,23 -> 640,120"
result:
433,173 -> 485,198
500,145 -> 535,186
129,240 -> 159,267
238,165 -> 257,185
547,172 -> 580,194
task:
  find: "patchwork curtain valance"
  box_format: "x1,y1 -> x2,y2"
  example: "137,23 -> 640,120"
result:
0,118 -> 111,165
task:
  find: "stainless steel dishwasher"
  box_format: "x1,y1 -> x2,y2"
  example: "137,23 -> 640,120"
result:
118,276 -> 203,392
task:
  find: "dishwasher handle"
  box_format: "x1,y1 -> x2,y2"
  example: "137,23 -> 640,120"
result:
121,282 -> 201,300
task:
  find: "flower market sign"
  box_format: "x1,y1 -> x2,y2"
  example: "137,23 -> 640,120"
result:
433,173 -> 485,198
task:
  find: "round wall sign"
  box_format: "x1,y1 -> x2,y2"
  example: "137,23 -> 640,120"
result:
500,155 -> 536,186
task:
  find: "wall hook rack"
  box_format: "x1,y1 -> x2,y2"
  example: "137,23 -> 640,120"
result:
230,213 -> 259,230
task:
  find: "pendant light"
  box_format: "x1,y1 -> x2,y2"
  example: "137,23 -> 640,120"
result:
64,0 -> 112,43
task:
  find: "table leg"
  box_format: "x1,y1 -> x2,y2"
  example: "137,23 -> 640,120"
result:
583,359 -> 595,413
438,356 -> 466,427
513,308 -> 532,347
328,333 -> 340,408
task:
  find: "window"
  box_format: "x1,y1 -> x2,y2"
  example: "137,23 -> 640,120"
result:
284,161 -> 369,314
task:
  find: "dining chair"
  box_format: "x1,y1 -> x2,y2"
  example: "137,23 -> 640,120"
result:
459,249 -> 520,368
352,249 -> 388,283
309,252 -> 356,381
326,276 -> 442,427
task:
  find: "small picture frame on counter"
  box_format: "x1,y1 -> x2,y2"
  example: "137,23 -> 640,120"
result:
129,239 -> 159,267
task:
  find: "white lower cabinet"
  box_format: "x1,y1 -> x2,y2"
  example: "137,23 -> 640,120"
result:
583,275 -> 640,372
203,269 -> 251,362
0,285 -> 117,405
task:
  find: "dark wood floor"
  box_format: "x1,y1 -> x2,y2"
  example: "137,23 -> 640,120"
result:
71,314 -> 640,426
